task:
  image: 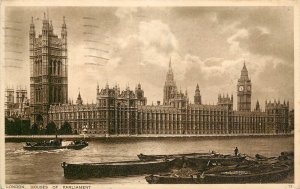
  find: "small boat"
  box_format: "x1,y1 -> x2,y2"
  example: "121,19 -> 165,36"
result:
279,151 -> 294,161
61,159 -> 174,179
23,140 -> 88,151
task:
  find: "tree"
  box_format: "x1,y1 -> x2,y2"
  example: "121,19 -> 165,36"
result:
14,118 -> 22,135
31,123 -> 39,135
5,118 -> 15,135
5,118 -> 31,135
45,121 -> 57,135
21,119 -> 31,135
59,122 -> 73,135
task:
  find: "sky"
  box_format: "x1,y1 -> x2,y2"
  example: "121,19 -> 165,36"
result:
3,6 -> 294,110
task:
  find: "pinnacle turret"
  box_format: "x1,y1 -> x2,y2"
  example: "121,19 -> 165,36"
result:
255,100 -> 261,112
62,16 -> 66,29
30,17 -> 35,28
61,16 -> 67,39
196,83 -> 200,92
30,17 -> 35,37
240,61 -> 249,80
76,91 -> 83,105
97,83 -> 99,94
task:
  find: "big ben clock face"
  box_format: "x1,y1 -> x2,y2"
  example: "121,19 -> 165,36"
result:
239,86 -> 244,91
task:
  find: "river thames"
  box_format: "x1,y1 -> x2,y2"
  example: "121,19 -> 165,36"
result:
5,135 -> 294,184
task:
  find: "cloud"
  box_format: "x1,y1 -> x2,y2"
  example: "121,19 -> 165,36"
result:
204,57 -> 224,67
114,7 -> 138,20
67,18 -> 181,103
227,28 -> 249,54
139,20 -> 178,54
216,7 -> 293,62
239,26 -> 293,63
4,7 -> 294,110
113,19 -> 178,68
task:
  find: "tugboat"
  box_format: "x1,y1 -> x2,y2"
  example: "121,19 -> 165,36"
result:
23,133 -> 88,151
23,139 -> 88,151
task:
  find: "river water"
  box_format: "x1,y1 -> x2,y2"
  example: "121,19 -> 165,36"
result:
5,136 -> 294,184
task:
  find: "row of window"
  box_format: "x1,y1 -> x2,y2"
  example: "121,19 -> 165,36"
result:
35,88 -> 42,103
49,60 -> 63,75
50,112 -> 267,122
54,119 -> 287,135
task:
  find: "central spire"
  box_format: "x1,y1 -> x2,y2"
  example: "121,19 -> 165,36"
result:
163,57 -> 177,105
166,57 -> 175,84
167,57 -> 173,75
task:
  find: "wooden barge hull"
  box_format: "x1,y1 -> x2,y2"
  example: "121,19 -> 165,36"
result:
62,159 -> 174,179
201,167 -> 291,183
145,167 -> 291,184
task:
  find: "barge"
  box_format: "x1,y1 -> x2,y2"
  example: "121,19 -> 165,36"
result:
61,159 -> 174,179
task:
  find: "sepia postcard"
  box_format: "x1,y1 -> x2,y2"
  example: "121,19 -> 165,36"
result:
0,0 -> 299,188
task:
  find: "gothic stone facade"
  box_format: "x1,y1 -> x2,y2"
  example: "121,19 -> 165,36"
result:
49,61 -> 291,135
5,87 -> 30,119
30,14 -> 68,126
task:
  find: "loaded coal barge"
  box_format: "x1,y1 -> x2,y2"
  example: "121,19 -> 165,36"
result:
145,151 -> 294,184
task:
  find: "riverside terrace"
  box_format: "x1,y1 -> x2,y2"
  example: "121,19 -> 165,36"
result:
5,133 -> 294,142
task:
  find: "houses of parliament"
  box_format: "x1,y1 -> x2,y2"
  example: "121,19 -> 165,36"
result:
49,59 -> 292,135
6,15 -> 294,135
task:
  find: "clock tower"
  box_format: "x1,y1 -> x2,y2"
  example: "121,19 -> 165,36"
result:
237,62 -> 251,111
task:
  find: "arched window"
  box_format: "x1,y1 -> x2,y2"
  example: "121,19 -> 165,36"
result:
37,89 -> 40,103
36,89 -> 39,102
40,59 -> 42,75
58,61 -> 61,75
39,89 -> 42,103
49,86 -> 52,103
53,60 -> 56,75
58,88 -> 61,103
53,87 -> 56,103
35,89 -> 38,102
49,60 -> 52,75
35,61 -> 38,76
